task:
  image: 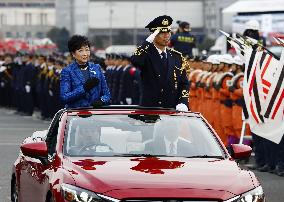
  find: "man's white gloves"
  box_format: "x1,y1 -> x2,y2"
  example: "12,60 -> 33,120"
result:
0,66 -> 7,73
25,85 -> 31,93
146,29 -> 160,43
176,103 -> 189,112
49,90 -> 53,97
126,98 -> 132,105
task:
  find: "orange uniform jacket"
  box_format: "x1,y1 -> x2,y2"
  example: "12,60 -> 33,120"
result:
218,72 -> 234,145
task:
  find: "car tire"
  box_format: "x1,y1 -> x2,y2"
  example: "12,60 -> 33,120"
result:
11,176 -> 18,202
46,192 -> 55,202
47,198 -> 54,202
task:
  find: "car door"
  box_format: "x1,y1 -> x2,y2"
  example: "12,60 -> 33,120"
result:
18,151 -> 50,201
19,110 -> 63,202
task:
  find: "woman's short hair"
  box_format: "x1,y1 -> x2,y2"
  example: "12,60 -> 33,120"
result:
68,35 -> 90,53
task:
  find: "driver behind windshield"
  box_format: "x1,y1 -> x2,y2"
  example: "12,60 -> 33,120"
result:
144,120 -> 196,156
68,124 -> 112,155
77,127 -> 101,147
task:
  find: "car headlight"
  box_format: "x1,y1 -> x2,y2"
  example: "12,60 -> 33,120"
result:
61,183 -> 120,202
224,186 -> 265,202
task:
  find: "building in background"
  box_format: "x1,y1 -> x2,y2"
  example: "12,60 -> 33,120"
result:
55,0 -> 242,48
204,0 -> 237,39
3,0 -> 281,50
56,0 -> 207,48
0,0 -> 55,39
55,0 -> 88,36
88,0 -> 205,48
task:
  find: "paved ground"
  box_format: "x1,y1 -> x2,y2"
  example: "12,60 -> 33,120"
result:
0,108 -> 49,202
0,107 -> 283,201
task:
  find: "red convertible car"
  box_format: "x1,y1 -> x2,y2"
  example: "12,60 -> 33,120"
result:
11,106 -> 265,202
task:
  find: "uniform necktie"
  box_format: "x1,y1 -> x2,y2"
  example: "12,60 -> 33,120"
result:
161,52 -> 167,68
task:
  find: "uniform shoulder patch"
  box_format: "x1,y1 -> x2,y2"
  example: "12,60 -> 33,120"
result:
168,48 -> 182,56
134,45 -> 149,56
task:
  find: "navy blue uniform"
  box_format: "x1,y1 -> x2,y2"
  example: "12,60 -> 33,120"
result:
118,65 -> 140,105
111,66 -> 124,104
14,63 -> 25,113
0,65 -> 13,107
170,32 -> 196,58
23,62 -> 36,115
131,41 -> 189,108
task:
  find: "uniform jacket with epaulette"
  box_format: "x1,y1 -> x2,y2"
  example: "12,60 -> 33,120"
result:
131,41 -> 189,108
60,61 -> 111,108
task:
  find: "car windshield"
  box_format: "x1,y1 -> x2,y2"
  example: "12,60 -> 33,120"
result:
64,114 -> 224,158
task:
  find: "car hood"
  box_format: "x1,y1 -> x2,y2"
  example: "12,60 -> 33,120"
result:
63,156 -> 258,200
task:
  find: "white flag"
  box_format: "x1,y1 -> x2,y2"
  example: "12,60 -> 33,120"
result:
261,48 -> 284,121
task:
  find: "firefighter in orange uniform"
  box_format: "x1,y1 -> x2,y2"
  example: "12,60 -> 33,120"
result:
228,56 -> 244,145
195,67 -> 208,114
216,55 -> 234,146
211,57 -> 224,142
200,62 -> 212,120
188,67 -> 202,112
188,58 -> 203,111
204,56 -> 219,128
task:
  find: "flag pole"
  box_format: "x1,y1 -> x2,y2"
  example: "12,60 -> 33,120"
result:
239,122 -> 246,144
236,33 -> 280,60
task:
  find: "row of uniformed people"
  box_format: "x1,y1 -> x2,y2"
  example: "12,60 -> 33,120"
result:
0,53 -> 66,120
188,54 -> 284,176
34,55 -> 65,119
188,54 -> 247,146
0,55 -> 14,107
105,53 -> 141,105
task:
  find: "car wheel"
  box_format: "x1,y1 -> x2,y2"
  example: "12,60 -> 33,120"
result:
47,197 -> 54,202
11,176 -> 18,202
46,192 -> 55,202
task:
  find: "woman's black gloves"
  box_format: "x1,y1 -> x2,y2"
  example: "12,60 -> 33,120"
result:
83,77 -> 99,92
92,99 -> 104,108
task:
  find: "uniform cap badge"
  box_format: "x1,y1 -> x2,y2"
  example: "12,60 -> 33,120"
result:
162,19 -> 169,26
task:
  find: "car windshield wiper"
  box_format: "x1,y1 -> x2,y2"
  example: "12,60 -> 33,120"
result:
184,155 -> 225,159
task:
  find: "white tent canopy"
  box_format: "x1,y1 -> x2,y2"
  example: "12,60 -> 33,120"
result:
105,45 -> 137,55
223,0 -> 284,14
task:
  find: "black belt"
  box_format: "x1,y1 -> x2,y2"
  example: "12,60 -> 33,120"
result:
220,99 -> 233,107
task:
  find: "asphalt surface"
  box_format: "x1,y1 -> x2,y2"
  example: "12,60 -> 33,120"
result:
0,107 -> 283,202
0,108 -> 50,202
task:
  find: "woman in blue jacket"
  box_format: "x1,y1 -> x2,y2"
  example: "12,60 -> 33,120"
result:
60,35 -> 111,108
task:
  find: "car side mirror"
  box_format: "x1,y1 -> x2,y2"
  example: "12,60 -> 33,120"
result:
230,144 -> 252,159
20,142 -> 48,159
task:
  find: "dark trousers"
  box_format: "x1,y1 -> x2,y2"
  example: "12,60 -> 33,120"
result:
12,88 -> 18,108
277,135 -> 284,170
23,91 -> 34,115
47,93 -> 56,118
0,87 -> 4,106
41,90 -> 49,119
252,132 -> 266,167
6,86 -> 13,107
16,90 -> 24,112
263,139 -> 278,168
